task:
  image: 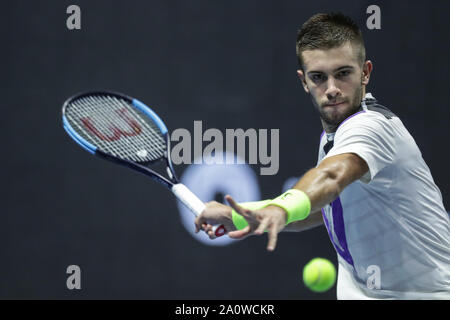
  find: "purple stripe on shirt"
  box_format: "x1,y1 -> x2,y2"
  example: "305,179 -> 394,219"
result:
318,110 -> 362,268
321,199 -> 355,267
320,130 -> 325,141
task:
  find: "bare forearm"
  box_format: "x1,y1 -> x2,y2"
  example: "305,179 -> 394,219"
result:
280,167 -> 341,232
293,159 -> 355,212
283,209 -> 323,232
284,154 -> 368,229
294,169 -> 338,211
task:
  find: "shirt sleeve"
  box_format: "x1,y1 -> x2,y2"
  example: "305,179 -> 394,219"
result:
323,113 -> 397,181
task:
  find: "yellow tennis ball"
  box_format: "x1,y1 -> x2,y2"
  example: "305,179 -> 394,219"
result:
303,258 -> 336,292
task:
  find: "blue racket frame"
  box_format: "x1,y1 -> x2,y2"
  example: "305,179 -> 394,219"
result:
62,91 -> 179,189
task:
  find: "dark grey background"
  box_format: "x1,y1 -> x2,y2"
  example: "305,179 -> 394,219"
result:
2,0 -> 449,299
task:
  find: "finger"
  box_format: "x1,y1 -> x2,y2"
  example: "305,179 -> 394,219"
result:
228,226 -> 252,239
255,217 -> 271,235
208,229 -> 217,240
225,195 -> 253,219
194,216 -> 206,233
267,224 -> 279,251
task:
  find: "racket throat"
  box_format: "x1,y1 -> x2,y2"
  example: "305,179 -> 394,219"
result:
166,167 -> 174,180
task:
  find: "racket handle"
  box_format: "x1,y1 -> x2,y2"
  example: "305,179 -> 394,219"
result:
171,183 -> 227,237
211,224 -> 227,237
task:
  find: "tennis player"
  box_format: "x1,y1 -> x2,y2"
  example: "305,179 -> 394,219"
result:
194,13 -> 450,299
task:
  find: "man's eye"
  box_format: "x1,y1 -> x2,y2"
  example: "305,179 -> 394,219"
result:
337,70 -> 350,77
311,74 -> 325,82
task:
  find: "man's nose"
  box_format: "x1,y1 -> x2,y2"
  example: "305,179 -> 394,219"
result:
325,78 -> 340,99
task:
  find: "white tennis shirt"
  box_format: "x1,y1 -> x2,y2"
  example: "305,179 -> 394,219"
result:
317,93 -> 450,299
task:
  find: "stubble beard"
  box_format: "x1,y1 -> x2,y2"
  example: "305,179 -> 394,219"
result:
314,85 -> 364,129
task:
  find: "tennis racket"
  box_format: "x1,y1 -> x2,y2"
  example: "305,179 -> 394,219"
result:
62,91 -> 227,237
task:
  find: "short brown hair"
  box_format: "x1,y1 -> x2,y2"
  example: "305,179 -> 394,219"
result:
296,13 -> 366,69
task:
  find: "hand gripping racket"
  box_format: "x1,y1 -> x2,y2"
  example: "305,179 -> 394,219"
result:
62,91 -> 227,237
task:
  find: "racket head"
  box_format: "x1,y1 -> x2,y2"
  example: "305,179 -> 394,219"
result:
62,91 -> 168,165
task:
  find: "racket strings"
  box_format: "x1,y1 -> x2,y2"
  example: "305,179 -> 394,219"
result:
65,94 -> 166,162
69,97 -> 150,162
80,95 -> 166,160
107,96 -> 166,154
71,96 -> 143,159
87,96 -> 165,159
82,96 -> 151,160
78,96 -> 166,162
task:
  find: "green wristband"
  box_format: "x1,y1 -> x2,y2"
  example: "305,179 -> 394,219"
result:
268,189 -> 311,224
231,199 -> 272,230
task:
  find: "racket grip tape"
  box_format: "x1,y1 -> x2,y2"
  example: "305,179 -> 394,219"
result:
171,183 -> 226,237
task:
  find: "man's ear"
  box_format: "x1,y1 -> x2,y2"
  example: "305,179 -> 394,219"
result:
297,69 -> 309,93
362,60 -> 373,86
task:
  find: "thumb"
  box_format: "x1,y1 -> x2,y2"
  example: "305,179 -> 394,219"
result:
228,225 -> 252,239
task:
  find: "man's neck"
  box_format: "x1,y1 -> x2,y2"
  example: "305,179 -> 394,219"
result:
322,120 -> 338,134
